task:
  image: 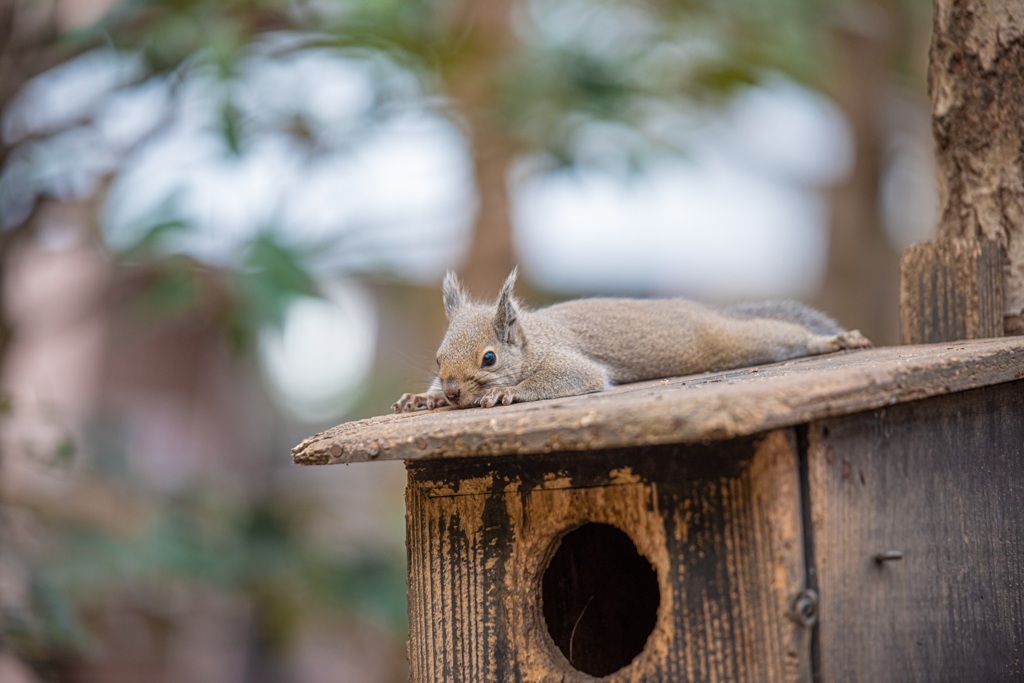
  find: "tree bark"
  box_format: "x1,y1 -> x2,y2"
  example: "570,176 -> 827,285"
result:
925,0 -> 1024,335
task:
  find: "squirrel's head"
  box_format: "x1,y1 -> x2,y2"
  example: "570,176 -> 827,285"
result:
434,269 -> 526,408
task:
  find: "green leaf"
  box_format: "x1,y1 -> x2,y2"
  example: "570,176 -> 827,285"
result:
690,58 -> 760,95
123,218 -> 191,258
220,98 -> 245,155
145,264 -> 201,315
235,235 -> 319,329
53,437 -> 77,468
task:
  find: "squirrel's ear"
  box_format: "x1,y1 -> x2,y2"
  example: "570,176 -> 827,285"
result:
442,270 -> 466,320
494,267 -> 523,345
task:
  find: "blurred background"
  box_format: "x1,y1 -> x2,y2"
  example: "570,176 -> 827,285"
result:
1,0 -> 935,681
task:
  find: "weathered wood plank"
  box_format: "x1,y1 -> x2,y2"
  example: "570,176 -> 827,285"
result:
899,237 -> 1005,343
807,379 -> 1024,682
292,338 -> 1024,465
404,431 -> 810,682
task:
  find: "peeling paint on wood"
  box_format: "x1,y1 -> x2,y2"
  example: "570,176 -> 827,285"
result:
404,431 -> 809,682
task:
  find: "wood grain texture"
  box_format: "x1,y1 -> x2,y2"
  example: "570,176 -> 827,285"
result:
899,238 -> 1005,343
292,338 -> 1024,465
807,379 -> 1024,683
929,0 -> 1024,321
405,431 -> 809,682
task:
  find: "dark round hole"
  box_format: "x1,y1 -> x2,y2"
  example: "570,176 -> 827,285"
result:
541,522 -> 660,677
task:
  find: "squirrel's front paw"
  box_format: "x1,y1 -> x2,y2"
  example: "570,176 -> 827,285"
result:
835,330 -> 873,350
392,392 -> 448,413
476,387 -> 517,408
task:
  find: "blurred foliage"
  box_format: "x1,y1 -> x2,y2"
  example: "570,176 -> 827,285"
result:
3,491 -> 407,669
116,217 -> 321,354
2,0 -> 930,237
235,235 -> 320,328
502,0 -> 841,167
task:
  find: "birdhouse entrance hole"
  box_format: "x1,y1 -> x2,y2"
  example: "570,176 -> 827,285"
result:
541,522 -> 660,677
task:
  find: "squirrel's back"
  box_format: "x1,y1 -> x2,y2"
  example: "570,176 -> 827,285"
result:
534,297 -> 832,383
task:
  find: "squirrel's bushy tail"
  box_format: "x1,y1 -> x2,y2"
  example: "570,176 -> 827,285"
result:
721,301 -> 843,336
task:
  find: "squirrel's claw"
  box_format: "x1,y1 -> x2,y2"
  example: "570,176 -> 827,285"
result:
835,330 -> 872,350
392,392 -> 448,413
476,387 -> 517,408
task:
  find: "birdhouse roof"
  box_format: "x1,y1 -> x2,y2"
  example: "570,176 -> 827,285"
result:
291,337 -> 1024,465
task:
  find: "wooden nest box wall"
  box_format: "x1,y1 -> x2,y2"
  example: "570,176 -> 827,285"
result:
293,340 -> 1024,682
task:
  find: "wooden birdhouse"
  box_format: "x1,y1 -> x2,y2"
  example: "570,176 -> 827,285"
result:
292,339 -> 1024,682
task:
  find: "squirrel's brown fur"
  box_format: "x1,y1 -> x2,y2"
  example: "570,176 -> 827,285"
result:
392,269 -> 871,411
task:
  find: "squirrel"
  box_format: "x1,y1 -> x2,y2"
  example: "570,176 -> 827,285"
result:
392,268 -> 872,412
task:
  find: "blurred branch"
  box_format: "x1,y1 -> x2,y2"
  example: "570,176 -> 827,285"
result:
0,1 -> 98,381
2,476 -> 155,539
0,2 -> 70,106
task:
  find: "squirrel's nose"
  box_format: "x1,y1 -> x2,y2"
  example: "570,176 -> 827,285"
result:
443,379 -> 461,403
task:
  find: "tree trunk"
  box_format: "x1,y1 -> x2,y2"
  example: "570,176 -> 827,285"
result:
819,4 -> 902,346
901,0 -> 1024,341
444,0 -> 521,297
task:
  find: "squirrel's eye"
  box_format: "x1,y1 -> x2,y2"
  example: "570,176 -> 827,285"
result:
481,351 -> 497,367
